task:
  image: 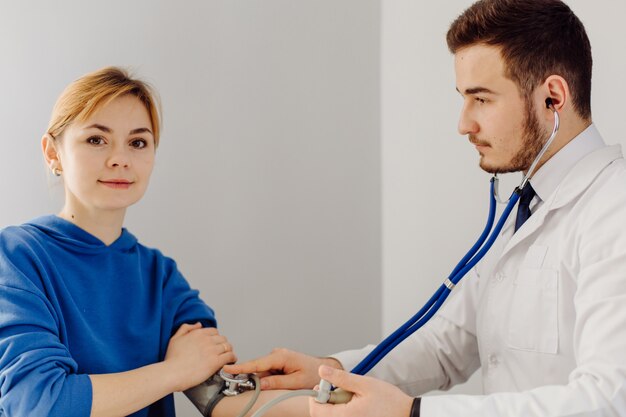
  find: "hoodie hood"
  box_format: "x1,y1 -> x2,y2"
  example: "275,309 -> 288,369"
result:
24,215 -> 138,254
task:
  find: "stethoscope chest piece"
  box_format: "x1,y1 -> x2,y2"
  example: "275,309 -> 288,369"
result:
219,369 -> 256,396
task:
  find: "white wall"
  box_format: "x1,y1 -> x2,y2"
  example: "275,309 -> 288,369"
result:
0,1 -> 380,415
381,0 -> 626,395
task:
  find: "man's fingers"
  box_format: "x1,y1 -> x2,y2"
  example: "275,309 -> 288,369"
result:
222,360 -> 262,375
318,365 -> 365,394
223,353 -> 284,375
259,374 -> 304,390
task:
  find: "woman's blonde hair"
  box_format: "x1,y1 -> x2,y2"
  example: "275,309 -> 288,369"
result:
47,67 -> 162,146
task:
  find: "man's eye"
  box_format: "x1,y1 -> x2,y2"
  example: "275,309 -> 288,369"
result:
475,97 -> 487,104
87,136 -> 105,145
130,139 -> 147,149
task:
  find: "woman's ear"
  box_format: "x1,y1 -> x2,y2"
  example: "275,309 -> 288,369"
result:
42,134 -> 62,173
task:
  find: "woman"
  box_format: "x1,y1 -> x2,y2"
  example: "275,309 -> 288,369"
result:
0,67 -> 237,417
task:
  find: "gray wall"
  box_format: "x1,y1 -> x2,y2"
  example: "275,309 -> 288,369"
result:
0,1 -> 380,414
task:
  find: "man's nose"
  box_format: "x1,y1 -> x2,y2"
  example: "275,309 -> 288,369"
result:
458,103 -> 479,136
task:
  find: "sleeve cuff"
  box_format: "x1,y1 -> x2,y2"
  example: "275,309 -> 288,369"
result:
50,373 -> 93,417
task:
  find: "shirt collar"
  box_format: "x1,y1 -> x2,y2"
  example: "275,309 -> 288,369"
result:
529,123 -> 604,203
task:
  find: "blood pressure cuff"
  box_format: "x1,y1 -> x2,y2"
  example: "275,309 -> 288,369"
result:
184,373 -> 226,416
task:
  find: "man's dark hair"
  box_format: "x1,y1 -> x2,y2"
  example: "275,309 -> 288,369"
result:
447,0 -> 592,120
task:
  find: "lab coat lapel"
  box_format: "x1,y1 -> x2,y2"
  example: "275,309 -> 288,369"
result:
498,145 -> 623,259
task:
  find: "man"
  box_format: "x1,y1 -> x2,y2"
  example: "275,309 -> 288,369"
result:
226,0 -> 626,416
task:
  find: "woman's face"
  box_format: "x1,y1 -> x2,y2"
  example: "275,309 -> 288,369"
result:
52,95 -> 156,216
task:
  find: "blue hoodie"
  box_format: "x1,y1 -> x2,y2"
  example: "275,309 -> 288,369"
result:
0,215 -> 217,417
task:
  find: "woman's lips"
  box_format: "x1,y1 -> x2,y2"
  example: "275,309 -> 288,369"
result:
98,179 -> 133,189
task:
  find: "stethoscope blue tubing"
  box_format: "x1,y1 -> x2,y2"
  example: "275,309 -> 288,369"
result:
352,179 -> 523,376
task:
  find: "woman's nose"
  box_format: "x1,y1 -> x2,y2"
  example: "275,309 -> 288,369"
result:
107,145 -> 130,168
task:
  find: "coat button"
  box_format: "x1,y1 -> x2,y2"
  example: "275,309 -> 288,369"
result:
488,354 -> 499,367
493,272 -> 504,283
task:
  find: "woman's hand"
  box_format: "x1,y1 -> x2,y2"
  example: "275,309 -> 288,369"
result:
164,322 -> 237,391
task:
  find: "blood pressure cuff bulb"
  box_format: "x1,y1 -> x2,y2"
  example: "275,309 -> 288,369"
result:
184,373 -> 226,416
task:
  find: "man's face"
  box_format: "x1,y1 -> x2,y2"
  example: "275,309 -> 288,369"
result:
455,44 -> 548,174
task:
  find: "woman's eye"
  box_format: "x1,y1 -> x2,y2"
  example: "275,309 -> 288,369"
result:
87,136 -> 105,145
130,138 -> 147,149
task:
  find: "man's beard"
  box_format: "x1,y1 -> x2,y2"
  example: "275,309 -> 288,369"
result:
479,101 -> 550,174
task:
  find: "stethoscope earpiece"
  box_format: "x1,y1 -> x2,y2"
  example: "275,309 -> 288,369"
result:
545,97 -> 554,109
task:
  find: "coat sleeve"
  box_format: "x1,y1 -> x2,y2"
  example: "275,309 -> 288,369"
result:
0,248 -> 92,417
331,268 -> 482,397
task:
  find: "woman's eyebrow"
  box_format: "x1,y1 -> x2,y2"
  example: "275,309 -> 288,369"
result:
85,123 -> 111,133
84,124 -> 153,136
129,127 -> 153,136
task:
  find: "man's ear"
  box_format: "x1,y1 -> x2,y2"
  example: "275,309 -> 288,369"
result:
543,75 -> 570,114
42,134 -> 61,172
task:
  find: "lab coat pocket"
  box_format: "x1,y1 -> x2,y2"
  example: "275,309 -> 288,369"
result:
507,267 -> 558,354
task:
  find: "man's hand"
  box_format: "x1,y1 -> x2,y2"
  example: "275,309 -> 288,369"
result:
164,323 -> 237,392
223,348 -> 343,390
309,365 -> 413,417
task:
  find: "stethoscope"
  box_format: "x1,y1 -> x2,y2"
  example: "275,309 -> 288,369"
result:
351,99 -> 560,376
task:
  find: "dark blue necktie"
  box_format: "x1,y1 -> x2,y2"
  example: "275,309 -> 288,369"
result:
514,183 -> 536,233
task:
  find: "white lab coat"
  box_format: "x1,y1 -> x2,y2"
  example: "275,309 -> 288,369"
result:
333,141 -> 626,416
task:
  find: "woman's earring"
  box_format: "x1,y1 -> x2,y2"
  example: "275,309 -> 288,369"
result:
52,167 -> 62,177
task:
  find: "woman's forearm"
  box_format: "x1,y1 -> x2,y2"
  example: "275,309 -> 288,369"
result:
89,361 -> 176,417
212,390 -> 310,417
